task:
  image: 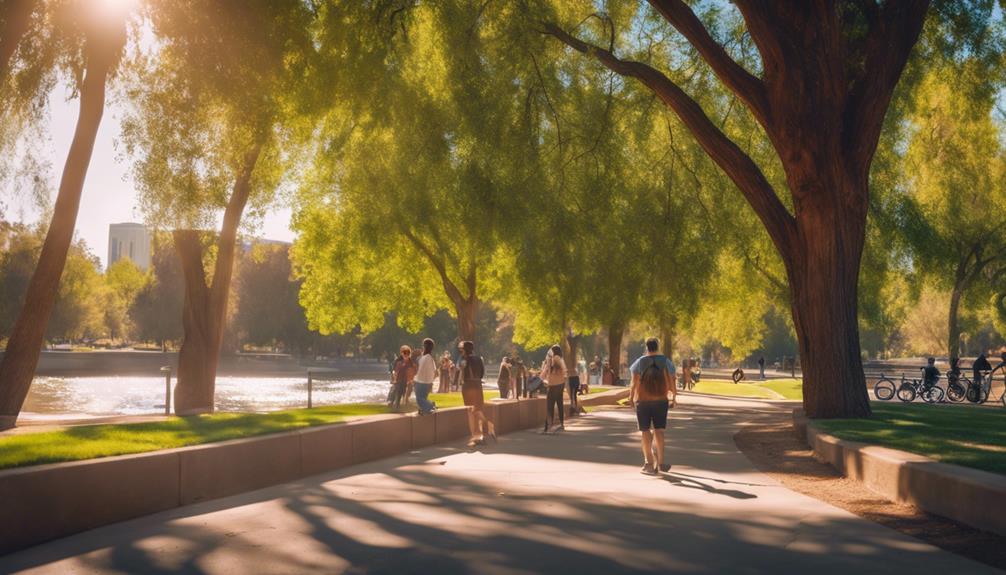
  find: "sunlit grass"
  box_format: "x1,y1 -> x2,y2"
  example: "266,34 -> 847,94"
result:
815,403 -> 1006,475
0,391 -> 499,470
691,380 -> 780,399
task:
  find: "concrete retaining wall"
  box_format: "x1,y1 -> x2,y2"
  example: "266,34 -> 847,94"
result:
0,398 -> 549,554
794,409 -> 1006,537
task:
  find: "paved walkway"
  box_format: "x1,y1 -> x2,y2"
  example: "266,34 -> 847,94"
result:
1,395 -> 999,574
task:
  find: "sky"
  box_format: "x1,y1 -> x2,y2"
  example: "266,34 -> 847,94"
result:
4,84 -> 296,270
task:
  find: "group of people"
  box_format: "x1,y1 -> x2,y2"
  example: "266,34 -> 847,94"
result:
387,336 -> 682,473
389,338 -> 496,448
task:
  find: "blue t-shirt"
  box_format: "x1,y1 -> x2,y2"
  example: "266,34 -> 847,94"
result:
630,354 -> 676,378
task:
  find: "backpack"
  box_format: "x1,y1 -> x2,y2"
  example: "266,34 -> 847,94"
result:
640,356 -> 666,398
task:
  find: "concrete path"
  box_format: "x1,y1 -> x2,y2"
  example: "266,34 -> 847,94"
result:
1,395 -> 999,574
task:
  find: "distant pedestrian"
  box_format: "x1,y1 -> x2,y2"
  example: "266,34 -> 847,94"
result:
567,356 -> 583,416
413,338 -> 438,415
758,356 -> 765,381
497,355 -> 513,399
513,355 -> 526,398
629,337 -> 677,475
390,346 -> 416,411
973,353 -> 992,383
459,340 -> 495,447
542,345 -> 567,433
438,352 -> 453,393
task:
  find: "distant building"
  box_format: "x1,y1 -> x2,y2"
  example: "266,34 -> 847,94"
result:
107,223 -> 151,271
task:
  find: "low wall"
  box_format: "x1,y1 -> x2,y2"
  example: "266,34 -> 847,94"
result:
0,398 -> 545,554
794,409 -> 1006,537
579,387 -> 630,407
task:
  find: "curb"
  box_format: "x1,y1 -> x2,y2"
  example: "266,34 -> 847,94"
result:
793,408 -> 1006,537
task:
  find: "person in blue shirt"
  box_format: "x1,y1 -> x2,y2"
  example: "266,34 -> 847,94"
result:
629,338 -> 678,475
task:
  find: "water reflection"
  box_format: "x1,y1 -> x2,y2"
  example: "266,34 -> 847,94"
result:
23,376 -> 391,415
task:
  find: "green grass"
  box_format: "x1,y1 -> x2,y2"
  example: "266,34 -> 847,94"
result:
0,391 -> 498,470
815,403 -> 1006,475
690,378 -> 804,400
691,380 -> 781,399
756,379 -> 804,400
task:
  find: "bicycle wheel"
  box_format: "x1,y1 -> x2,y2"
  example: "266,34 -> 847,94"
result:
966,383 -> 986,404
897,384 -> 917,403
946,379 -> 967,403
921,386 -> 944,404
873,378 -> 896,401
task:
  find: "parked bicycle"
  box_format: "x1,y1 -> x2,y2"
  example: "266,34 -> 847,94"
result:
873,368 -> 943,403
965,361 -> 1006,406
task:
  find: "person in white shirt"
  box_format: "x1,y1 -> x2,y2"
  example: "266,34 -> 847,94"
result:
413,338 -> 438,415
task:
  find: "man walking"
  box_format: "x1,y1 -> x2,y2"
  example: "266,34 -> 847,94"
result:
629,337 -> 677,475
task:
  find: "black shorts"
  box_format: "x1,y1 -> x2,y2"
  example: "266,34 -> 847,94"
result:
635,400 -> 669,431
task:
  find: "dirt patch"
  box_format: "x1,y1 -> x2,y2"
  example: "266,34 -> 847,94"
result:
735,415 -> 1006,571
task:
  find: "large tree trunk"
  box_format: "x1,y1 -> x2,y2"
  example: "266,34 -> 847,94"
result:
172,231 -> 220,415
0,36 -> 115,429
563,327 -> 580,376
660,324 -> 674,359
607,324 -> 623,380
171,144 -> 261,415
453,296 -> 477,342
787,190 -> 870,419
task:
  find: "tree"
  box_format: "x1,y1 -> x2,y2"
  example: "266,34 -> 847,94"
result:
129,239 -> 183,349
46,242 -> 102,342
102,257 -> 146,341
0,0 -> 129,429
233,243 -> 313,355
123,0 -> 313,414
539,1 -> 942,418
898,65 -> 1006,359
294,1 -> 537,343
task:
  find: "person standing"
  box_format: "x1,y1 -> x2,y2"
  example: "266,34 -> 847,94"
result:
542,345 -> 567,433
512,355 -> 526,398
459,340 -> 495,447
413,338 -> 438,415
758,356 -> 766,380
497,355 -> 513,399
438,351 -> 453,394
629,337 -> 677,475
390,345 -> 416,411
567,355 -> 582,416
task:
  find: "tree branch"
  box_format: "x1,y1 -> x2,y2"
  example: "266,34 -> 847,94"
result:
647,0 -> 770,127
541,21 -> 795,255
845,1 -> 930,176
400,225 -> 465,306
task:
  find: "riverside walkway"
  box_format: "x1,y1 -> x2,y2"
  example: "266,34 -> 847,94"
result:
1,395 -> 997,574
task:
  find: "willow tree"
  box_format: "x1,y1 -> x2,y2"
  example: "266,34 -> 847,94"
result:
123,0 -> 312,414
0,0 -> 128,428
898,65 -> 1006,359
294,2 -> 538,342
536,1 -> 950,418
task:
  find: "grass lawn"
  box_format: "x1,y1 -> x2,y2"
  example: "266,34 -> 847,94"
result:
690,378 -> 804,400
691,380 -> 780,399
0,391 -> 498,470
757,379 -> 804,400
815,403 -> 1006,475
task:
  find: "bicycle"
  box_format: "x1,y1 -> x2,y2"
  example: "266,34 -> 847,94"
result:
944,371 -> 969,403
966,362 -> 1006,406
895,368 -> 944,403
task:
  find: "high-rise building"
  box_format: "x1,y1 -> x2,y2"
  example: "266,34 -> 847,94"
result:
107,223 -> 151,271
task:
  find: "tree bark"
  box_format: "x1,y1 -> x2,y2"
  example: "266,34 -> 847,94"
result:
563,327 -> 580,377
607,324 -> 623,380
947,261 -> 968,360
786,187 -> 870,419
660,324 -> 675,359
0,32 -> 117,429
454,296 -> 478,342
171,144 -> 261,415
173,231 -> 218,415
